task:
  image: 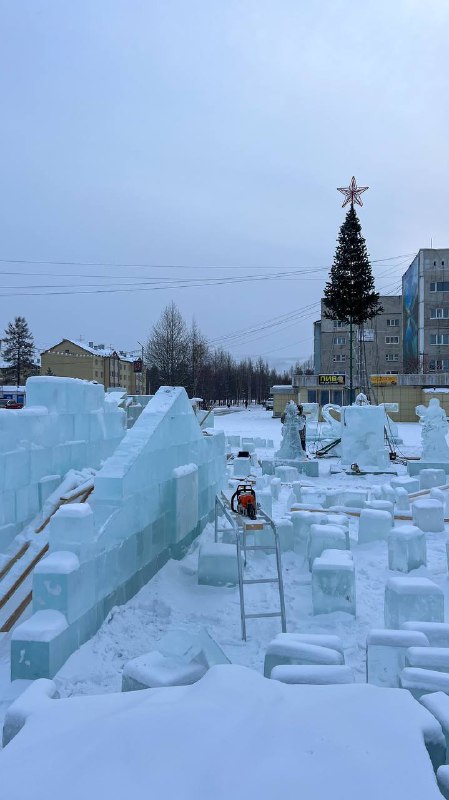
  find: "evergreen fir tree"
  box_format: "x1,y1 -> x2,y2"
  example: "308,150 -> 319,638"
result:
2,316 -> 36,386
323,204 -> 382,325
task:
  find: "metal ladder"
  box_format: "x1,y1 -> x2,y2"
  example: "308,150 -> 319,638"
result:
215,493 -> 287,641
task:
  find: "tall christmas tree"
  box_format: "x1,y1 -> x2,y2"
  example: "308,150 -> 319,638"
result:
323,177 -> 382,402
2,316 -> 36,387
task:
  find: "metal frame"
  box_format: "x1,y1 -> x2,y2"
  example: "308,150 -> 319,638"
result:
214,492 -> 287,641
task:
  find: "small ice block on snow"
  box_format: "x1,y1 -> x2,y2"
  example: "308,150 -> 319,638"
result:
364,499 -> 394,517
274,517 -> 294,552
258,488 -> 272,516
366,629 -> 430,688
391,476 -> 420,494
274,465 -> 299,483
420,692 -> 449,767
198,542 -> 238,586
270,665 -> 354,685
122,650 -> 207,691
412,498 -> 445,533
401,621 -> 449,648
358,508 -> 392,544
312,549 -> 355,616
263,633 -> 344,678
388,525 -> 427,572
419,468 -> 447,490
233,457 -> 251,478
270,477 -> 281,500
385,577 -> 444,629
308,523 -> 347,569
395,487 -> 411,512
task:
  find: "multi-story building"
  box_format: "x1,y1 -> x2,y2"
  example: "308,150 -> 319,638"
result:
314,295 -> 403,379
402,248 -> 449,373
40,339 -> 139,395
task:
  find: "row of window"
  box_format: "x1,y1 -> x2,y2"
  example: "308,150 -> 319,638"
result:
430,282 -> 449,292
332,335 -> 400,345
430,334 -> 449,345
430,360 -> 449,371
333,319 -> 400,328
332,353 -> 399,363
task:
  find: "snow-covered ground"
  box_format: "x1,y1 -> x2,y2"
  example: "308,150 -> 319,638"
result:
0,407 -> 446,726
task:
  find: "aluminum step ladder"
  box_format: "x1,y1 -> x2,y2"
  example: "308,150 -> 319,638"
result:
214,493 -> 287,641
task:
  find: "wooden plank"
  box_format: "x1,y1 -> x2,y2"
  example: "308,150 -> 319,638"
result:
0,544 -> 48,612
0,591 -> 32,632
0,542 -> 30,582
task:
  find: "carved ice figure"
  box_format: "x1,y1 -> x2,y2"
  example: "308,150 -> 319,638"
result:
321,404 -> 341,438
416,398 -> 449,461
355,393 -> 369,406
275,401 -> 306,461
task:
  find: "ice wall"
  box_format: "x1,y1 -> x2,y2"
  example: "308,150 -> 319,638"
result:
0,376 -> 125,552
11,386 -> 225,679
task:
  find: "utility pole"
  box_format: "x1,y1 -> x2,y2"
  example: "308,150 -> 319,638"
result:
349,318 -> 353,405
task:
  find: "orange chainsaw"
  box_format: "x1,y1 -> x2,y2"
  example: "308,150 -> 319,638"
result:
231,484 -> 257,520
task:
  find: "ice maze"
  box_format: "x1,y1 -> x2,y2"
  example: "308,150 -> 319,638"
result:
11,385 -> 224,679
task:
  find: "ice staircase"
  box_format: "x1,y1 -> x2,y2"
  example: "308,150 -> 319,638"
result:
0,479 -> 94,634
215,492 -> 287,641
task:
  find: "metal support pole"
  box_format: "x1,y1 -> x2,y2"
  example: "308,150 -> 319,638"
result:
349,318 -> 354,405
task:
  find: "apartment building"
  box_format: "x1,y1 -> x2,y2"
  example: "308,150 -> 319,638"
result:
402,248 -> 449,373
41,339 -> 139,394
314,295 -> 403,378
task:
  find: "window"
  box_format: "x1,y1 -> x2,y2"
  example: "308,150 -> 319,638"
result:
333,336 -> 346,345
332,390 -> 343,405
385,371 -> 399,375
333,354 -> 346,362
385,336 -> 399,344
320,390 -> 330,405
95,371 -> 98,377
430,282 -> 449,292
308,390 -> 317,403
64,348 -> 70,354
386,353 -> 399,362
431,308 -> 449,319
333,321 -> 345,328
430,334 -> 449,345
429,359 -> 449,371
386,319 -> 400,327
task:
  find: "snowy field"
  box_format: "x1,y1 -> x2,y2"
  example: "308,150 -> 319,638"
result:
0,407 -> 446,725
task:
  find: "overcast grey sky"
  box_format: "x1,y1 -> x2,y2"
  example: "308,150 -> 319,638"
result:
0,1 -> 448,368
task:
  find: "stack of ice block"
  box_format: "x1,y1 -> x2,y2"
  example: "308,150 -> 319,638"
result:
264,632 -> 345,678
12,386 -> 226,680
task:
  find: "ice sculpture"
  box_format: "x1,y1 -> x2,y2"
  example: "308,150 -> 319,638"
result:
340,404 -> 387,469
355,392 -> 369,405
416,397 -> 449,461
275,401 -> 306,461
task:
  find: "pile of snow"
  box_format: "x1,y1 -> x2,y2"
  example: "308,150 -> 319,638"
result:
0,666 -> 442,800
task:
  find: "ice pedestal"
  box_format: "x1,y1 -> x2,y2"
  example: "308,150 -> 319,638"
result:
401,621 -> 449,648
258,488 -> 272,516
412,498 -> 445,532
198,542 -> 238,586
33,551 -> 95,623
391,476 -> 420,494
263,633 -> 344,678
406,646 -> 449,673
275,518 -> 294,552
241,438 -> 255,453
48,503 -> 97,562
312,549 -> 355,616
275,465 -> 299,483
270,477 -> 281,500
307,523 -> 347,569
366,629 -> 430,688
395,487 -> 411,512
233,457 -> 251,478
340,488 -> 369,508
291,481 -> 302,502
358,508 -> 392,544
271,665 -> 354,685
388,525 -> 427,572
385,577 -> 444,629
364,499 -> 394,517
419,468 -> 447,490
11,610 -> 70,679
290,511 -> 324,555
380,483 -> 397,505
430,487 -> 447,507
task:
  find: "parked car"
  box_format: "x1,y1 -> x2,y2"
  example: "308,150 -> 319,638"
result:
265,395 -> 274,411
0,399 -> 23,409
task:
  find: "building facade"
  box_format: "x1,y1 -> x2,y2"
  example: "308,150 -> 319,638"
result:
402,248 -> 449,373
314,295 -> 403,380
41,339 -> 139,394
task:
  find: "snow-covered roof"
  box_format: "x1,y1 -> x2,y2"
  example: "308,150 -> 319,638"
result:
42,339 -> 136,363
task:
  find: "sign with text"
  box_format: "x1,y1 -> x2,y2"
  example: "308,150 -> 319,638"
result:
319,374 -> 345,386
133,359 -> 143,373
370,375 -> 398,386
